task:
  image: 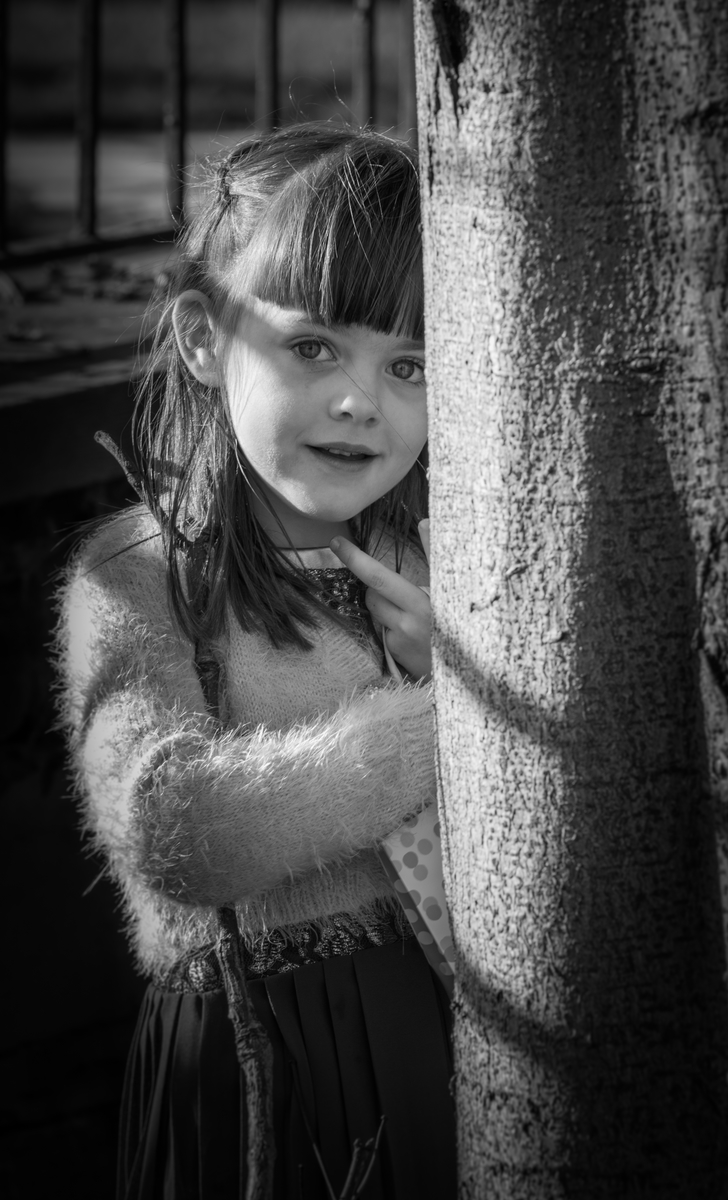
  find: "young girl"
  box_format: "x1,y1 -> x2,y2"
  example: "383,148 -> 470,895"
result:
57,125 -> 455,1200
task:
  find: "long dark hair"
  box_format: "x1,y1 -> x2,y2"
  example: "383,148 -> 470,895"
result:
133,124 -> 428,650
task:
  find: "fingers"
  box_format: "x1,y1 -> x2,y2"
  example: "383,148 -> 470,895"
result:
330,535 -> 432,679
330,537 -> 429,613
372,589 -> 432,681
364,589 -> 404,629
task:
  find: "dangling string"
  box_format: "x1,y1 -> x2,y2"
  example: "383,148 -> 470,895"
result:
216,907 -> 276,1200
185,528 -> 276,1200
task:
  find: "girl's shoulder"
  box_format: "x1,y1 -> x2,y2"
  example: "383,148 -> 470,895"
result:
72,503 -> 164,573
56,504 -> 206,739
62,503 -> 171,629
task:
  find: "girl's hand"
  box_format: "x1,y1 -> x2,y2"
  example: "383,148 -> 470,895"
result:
330,522 -> 432,681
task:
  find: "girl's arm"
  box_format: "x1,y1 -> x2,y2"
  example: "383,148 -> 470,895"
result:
58,512 -> 435,908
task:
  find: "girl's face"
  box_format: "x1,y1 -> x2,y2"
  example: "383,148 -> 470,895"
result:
224,298 -> 427,547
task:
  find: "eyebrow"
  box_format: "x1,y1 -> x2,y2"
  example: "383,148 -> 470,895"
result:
282,313 -> 425,351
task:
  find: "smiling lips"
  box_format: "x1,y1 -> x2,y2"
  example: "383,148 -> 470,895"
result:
309,442 -> 376,463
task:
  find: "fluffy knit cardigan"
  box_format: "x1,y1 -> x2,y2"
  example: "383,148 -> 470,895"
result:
56,506 -> 436,977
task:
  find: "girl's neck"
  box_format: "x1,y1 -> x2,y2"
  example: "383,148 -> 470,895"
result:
267,523 -> 352,550
257,509 -> 353,551
279,545 -> 348,570
246,477 -> 353,549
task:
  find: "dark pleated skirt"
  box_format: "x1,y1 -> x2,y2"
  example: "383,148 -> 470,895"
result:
117,937 -> 455,1200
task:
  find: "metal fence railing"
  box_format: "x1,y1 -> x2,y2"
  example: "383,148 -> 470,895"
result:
0,0 -> 417,266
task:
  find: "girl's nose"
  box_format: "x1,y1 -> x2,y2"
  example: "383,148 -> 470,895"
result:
329,372 -> 380,423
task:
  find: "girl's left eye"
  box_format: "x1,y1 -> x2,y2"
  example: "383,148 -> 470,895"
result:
389,358 -> 425,384
293,339 -> 335,362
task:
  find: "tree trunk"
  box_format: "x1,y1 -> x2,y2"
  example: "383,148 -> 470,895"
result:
414,1 -> 728,1196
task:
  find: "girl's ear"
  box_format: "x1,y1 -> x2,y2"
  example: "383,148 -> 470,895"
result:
172,290 -> 220,386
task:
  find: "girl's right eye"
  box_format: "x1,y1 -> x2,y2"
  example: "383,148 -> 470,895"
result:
292,339 -> 335,362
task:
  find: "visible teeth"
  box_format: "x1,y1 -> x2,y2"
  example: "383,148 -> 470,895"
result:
327,448 -> 357,457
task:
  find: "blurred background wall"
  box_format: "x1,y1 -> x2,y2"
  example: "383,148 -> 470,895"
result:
6,0 -> 413,241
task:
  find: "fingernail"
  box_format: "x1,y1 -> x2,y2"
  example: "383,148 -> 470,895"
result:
330,538 -> 340,552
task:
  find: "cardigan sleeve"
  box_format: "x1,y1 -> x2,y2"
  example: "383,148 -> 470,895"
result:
56,510 -> 436,907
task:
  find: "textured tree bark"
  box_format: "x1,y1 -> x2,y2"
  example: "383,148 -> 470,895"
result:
414,0 -> 728,1196
628,0 -> 728,953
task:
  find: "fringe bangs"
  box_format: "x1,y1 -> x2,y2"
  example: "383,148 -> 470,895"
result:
240,138 -> 424,340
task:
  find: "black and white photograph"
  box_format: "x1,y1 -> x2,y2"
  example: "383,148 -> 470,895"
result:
2,2 -> 727,1198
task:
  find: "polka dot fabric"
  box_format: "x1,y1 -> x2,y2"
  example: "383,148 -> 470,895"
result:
378,804 -> 455,996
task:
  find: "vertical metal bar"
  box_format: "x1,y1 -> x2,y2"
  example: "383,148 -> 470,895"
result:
163,0 -> 186,226
255,0 -> 279,131
77,0 -> 100,238
398,0 -> 416,141
352,0 -> 375,128
0,0 -> 8,254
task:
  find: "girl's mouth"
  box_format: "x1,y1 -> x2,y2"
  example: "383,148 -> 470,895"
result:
309,444 -> 375,466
